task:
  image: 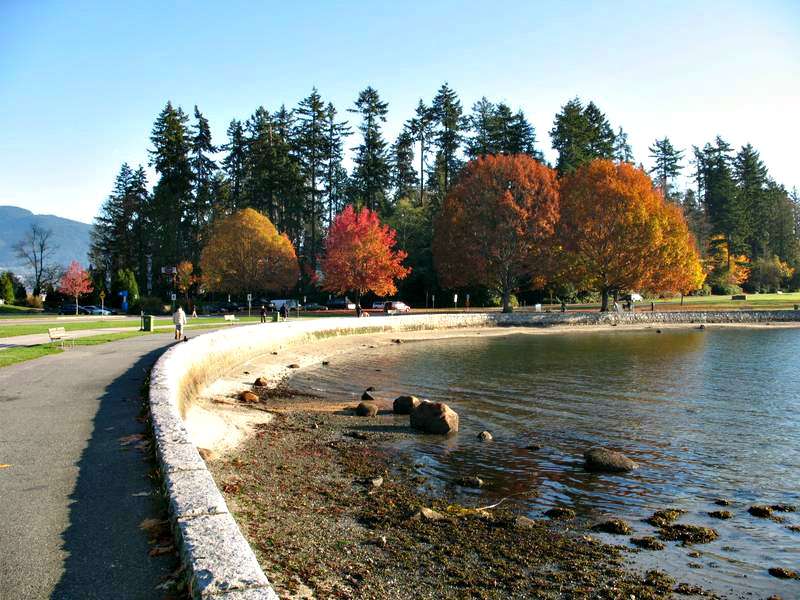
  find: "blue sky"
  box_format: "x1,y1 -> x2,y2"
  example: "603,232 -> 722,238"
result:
1,0 -> 798,223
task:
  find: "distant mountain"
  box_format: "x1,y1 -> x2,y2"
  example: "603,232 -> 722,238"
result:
0,205 -> 92,274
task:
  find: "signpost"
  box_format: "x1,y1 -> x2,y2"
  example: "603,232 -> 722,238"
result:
247,293 -> 252,317
99,290 -> 106,317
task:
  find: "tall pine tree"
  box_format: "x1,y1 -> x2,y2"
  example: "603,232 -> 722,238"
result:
349,86 -> 390,213
648,137 -> 684,201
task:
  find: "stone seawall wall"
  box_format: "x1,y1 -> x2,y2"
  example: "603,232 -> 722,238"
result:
148,310 -> 799,598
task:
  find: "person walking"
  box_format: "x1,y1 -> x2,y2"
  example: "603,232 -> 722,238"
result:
259,305 -> 267,324
279,303 -> 288,321
172,305 -> 187,340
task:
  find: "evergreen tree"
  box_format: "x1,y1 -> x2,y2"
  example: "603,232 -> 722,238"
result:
648,137 -> 684,201
295,89 -> 328,267
508,110 -> 540,158
322,102 -> 351,225
349,86 -> 390,213
90,163 -> 150,289
0,272 -> 15,305
189,106 -> 217,263
465,97 -> 495,158
271,105 -> 306,244
149,101 -> 193,274
733,143 -> 769,258
550,97 -> 616,174
613,127 -> 634,163
222,119 -> 247,211
429,83 -> 463,200
407,100 -> 435,205
391,128 -> 418,201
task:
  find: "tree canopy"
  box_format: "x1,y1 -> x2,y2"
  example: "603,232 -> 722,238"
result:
433,154 -> 560,312
558,160 -> 704,310
320,204 -> 409,303
200,208 -> 299,295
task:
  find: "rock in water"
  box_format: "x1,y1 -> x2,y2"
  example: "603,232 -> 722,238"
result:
646,508 -> 686,528
253,376 -> 268,387
477,430 -> 493,442
456,475 -> 484,488
592,519 -> 632,535
238,390 -> 259,403
631,536 -> 665,550
362,390 -> 376,401
356,402 -> 378,417
708,510 -> 733,520
544,507 -> 576,520
748,505 -> 773,518
658,524 -> 718,544
393,395 -> 422,414
583,447 -> 637,472
768,567 -> 798,579
410,400 -> 459,434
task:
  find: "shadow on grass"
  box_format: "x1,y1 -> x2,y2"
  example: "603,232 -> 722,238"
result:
51,345 -> 178,599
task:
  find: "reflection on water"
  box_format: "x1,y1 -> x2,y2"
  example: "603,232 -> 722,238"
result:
290,329 -> 800,597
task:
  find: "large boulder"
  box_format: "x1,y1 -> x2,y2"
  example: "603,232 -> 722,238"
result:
355,401 -> 378,417
410,400 -> 458,434
583,447 -> 637,473
393,395 -> 422,414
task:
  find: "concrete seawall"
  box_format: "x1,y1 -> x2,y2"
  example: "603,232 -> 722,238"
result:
148,310 -> 800,598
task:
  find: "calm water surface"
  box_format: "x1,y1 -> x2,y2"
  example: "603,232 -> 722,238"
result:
291,328 -> 800,597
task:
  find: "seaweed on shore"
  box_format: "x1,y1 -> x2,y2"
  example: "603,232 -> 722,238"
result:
209,401 -> 716,599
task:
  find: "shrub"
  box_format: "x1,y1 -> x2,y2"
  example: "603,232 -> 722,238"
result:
486,293 -> 519,308
131,295 -> 169,315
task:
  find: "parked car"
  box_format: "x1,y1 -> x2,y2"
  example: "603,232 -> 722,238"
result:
272,299 -> 299,311
383,301 -> 411,314
84,305 -> 114,316
58,303 -> 92,315
303,302 -> 328,311
327,298 -> 356,310
372,300 -> 387,309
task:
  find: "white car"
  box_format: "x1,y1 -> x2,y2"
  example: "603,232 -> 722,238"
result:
383,301 -> 411,314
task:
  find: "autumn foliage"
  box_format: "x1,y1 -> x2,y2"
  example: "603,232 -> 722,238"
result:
200,208 -> 299,295
320,205 -> 410,303
558,160 -> 704,310
59,260 -> 93,314
433,154 -> 560,312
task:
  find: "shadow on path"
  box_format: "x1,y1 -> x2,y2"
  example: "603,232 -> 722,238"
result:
51,346 -> 177,599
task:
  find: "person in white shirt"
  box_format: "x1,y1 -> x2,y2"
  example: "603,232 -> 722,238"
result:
173,306 -> 187,340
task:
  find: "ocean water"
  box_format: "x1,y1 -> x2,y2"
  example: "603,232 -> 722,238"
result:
290,328 -> 800,597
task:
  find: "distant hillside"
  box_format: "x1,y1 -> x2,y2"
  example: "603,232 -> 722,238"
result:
0,205 -> 92,273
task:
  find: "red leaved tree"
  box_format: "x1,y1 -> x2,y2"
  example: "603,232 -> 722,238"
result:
320,205 -> 410,309
433,154 -> 560,312
59,261 -> 93,315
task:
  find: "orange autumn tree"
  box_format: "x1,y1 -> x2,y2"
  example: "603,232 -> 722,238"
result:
320,205 -> 410,308
559,160 -> 704,311
433,154 -> 560,313
59,260 -> 93,314
175,260 -> 196,308
200,208 -> 299,296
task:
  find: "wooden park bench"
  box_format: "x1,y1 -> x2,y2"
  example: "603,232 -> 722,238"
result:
223,314 -> 238,323
48,327 -> 75,349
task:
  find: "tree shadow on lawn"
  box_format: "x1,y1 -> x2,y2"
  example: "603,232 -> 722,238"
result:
51,346 -> 178,599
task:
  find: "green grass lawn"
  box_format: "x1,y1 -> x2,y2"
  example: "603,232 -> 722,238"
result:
0,304 -> 45,316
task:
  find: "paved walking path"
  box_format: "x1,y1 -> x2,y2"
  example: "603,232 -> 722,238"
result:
0,332 -> 190,599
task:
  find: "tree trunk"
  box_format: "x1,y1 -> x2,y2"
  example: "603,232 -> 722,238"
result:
502,287 -> 513,313
600,288 -> 610,312
75,293 -> 79,316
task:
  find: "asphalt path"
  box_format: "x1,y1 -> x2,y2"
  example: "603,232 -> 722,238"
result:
0,332 -> 184,599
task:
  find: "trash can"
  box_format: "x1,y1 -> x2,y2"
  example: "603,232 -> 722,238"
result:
272,313 -> 280,323
142,314 -> 155,332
